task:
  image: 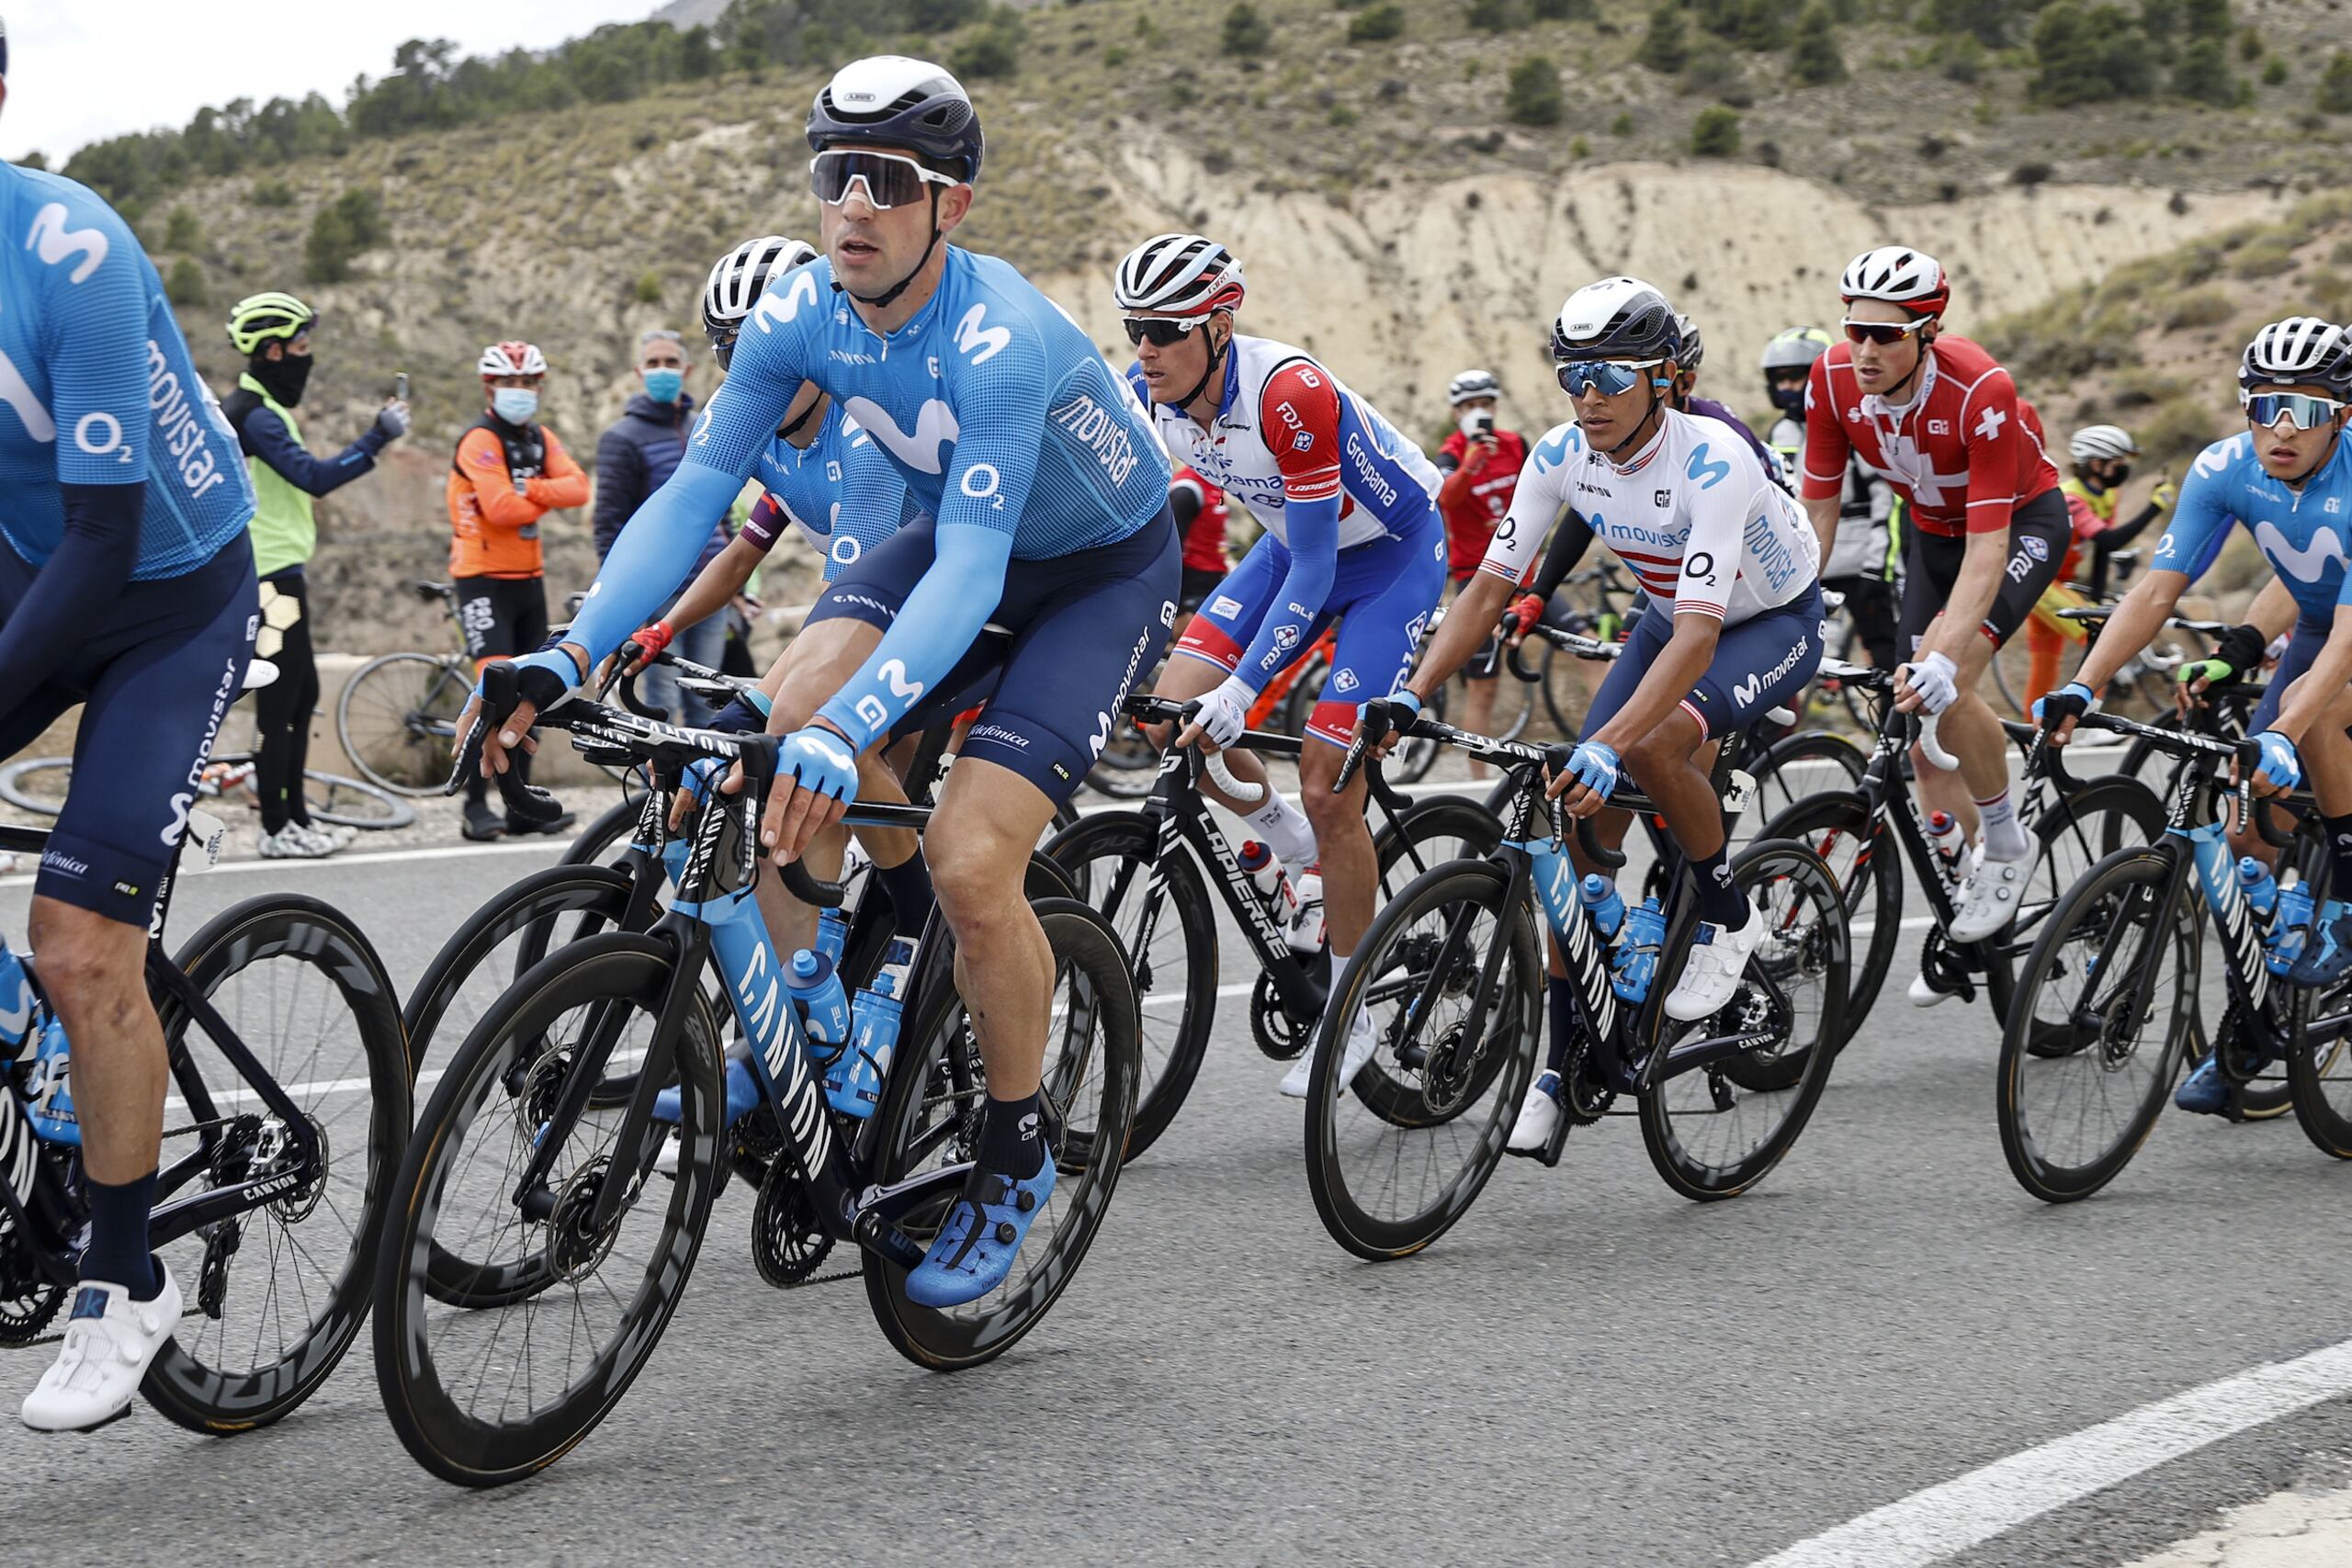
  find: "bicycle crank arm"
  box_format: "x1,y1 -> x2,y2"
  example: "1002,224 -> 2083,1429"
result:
1652,1030 -> 1781,1083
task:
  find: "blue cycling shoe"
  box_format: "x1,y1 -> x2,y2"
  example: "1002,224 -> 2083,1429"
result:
652,1057 -> 759,1128
2176,1049 -> 2267,1115
903,1156 -> 1058,1308
2288,901 -> 2352,989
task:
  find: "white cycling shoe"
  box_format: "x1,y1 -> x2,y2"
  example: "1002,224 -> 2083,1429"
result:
1280,1010 -> 1378,1099
1949,848 -> 2031,942
1905,972 -> 1954,1008
1508,1071 -> 1564,1154
258,822 -> 345,861
1664,911 -> 1762,1022
21,1267 -> 181,1433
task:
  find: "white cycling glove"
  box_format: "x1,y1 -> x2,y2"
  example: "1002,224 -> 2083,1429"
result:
1190,676 -> 1256,750
1902,650 -> 1961,716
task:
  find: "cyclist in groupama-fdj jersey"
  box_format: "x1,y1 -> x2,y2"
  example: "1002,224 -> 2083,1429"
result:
469,56 -> 1176,1310
2043,318 -> 2352,1113
1374,276 -> 1821,1153
0,21 -> 264,1430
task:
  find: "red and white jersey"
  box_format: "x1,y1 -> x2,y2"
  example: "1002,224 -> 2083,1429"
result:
1801,333 -> 2061,539
1483,409 -> 1818,626
1127,334 -> 1440,550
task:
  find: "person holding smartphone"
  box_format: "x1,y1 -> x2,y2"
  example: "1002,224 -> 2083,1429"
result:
219,292 -> 409,859
1433,369 -> 1529,763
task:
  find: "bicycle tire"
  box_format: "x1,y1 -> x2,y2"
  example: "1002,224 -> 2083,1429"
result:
301,768 -> 417,830
141,894 -> 410,1433
2287,969 -> 2352,1156
1736,729 -> 1868,853
1638,840 -> 1848,1201
1540,637 -> 1588,739
560,797 -> 645,866
863,898 -> 1139,1370
373,932 -> 726,1486
337,650 -> 473,796
1996,846 -> 2197,1203
0,756 -> 71,817
1754,790 -> 1900,1052
1043,813 -> 1216,1163
1304,858 -> 1540,1260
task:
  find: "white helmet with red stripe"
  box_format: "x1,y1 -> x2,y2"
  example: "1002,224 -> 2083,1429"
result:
1838,245 -> 1951,318
1114,233 -> 1247,319
478,341 -> 548,380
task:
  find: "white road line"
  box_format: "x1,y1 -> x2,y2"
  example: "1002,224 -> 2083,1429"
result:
1747,1338 -> 2352,1568
0,835 -> 565,888
1140,980 -> 1256,1013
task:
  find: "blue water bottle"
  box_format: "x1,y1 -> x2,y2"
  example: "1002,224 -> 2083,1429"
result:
0,934 -> 43,1065
2237,858 -> 2278,923
1577,874 -> 1626,941
785,949 -> 852,1063
1611,897 -> 1666,1003
23,1015 -> 78,1145
814,908 -> 850,967
2270,881 -> 2315,975
827,936 -> 916,1119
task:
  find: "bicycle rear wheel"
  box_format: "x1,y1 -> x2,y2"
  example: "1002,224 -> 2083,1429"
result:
1638,840 -> 1848,1200
337,651 -> 472,796
1304,859 -> 1540,1260
0,756 -> 71,817
1736,730 -> 1867,854
301,768 -> 417,830
373,934 -> 726,1486
863,899 -> 1139,1369
1996,846 -> 2197,1202
141,895 -> 410,1433
1755,791 -> 1898,1052
2287,972 -> 2352,1157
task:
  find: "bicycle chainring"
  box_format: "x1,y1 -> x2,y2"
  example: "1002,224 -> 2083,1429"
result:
1559,1031 -> 1615,1124
1250,972 -> 1311,1061
751,1151 -> 835,1288
0,1206 -> 64,1347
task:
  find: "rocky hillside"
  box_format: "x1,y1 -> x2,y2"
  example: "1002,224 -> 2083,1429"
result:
72,0 -> 2352,650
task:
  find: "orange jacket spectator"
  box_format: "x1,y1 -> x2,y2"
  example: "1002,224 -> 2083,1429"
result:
447,418 -> 588,579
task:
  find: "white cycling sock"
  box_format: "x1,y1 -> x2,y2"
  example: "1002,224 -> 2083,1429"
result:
1976,789 -> 2030,863
1248,789 -> 1318,868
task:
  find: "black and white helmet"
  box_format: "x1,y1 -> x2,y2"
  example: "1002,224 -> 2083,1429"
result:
1446,368 -> 1502,405
2240,316 -> 2352,396
702,235 -> 820,348
1673,312 -> 1705,376
1114,233 -> 1247,319
1838,244 -> 1951,317
1550,276 -> 1682,363
2068,423 -> 2138,463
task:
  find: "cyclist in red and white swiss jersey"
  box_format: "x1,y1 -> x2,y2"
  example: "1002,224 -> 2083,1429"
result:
1803,244 -> 2068,958
1117,231 -> 1446,1101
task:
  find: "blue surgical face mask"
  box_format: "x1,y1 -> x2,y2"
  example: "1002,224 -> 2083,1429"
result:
492,388 -> 539,425
642,367 -> 684,404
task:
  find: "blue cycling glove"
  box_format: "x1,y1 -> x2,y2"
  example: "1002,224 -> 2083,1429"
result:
1564,739 -> 1622,801
481,644 -> 587,737
777,726 -> 861,807
2252,729 -> 2302,792
2032,680 -> 2097,728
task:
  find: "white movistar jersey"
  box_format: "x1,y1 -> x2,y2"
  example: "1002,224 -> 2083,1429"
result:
1483,408 -> 1819,626
1127,333 -> 1441,550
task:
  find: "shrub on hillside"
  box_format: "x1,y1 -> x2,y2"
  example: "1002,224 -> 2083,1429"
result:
1466,0 -> 1526,32
252,179 -> 296,209
1349,4 -> 1404,41
2229,234 -> 2299,279
2160,287 -> 2233,329
2030,4 -> 2156,106
165,257 -> 206,307
164,206 -> 201,252
2171,38 -> 2236,104
1792,5 -> 1848,85
1507,57 -> 1564,124
1531,0 -> 1593,16
954,17 -> 1023,78
1690,105 -> 1742,155
2182,0 -> 2230,40
2318,51 -> 2352,113
304,186 -> 386,285
1636,2 -> 1689,73
1222,3 -> 1272,55
1683,42 -> 1751,105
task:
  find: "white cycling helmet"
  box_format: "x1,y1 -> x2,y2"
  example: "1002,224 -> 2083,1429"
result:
477,341 -> 548,379
1838,244 -> 1951,317
1550,276 -> 1682,362
2240,316 -> 2352,396
1114,232 -> 1247,319
702,235 -> 820,350
1447,368 -> 1502,405
2068,423 -> 2138,463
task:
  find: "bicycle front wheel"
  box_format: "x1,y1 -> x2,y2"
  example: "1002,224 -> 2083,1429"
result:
1996,846 -> 2197,1202
301,769 -> 417,830
2287,971 -> 2352,1157
0,756 -> 71,817
1754,790 -> 1898,1053
336,651 -> 473,796
141,895 -> 411,1433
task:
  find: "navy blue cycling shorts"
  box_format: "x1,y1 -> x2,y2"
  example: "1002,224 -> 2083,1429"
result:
2251,615 -> 2332,734
1581,582 -> 1825,746
804,508 -> 1180,806
0,534 -> 257,927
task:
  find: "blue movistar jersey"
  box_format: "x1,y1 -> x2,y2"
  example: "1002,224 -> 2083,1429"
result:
748,401 -> 927,582
2153,431 -> 2352,619
577,246 -> 1170,750
0,163 -> 254,579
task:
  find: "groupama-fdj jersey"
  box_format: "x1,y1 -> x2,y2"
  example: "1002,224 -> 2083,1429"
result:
576,246 -> 1177,799
742,400 -> 925,583
0,161 -> 258,926
2155,429 -> 2352,730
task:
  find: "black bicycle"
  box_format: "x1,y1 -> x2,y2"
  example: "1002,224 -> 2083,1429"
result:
375,670 -> 1137,1486
1302,709 -> 1848,1259
0,818 -> 407,1430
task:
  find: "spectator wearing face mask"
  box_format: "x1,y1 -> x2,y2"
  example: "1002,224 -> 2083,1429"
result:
1433,369 -> 1530,763
594,328 -> 729,721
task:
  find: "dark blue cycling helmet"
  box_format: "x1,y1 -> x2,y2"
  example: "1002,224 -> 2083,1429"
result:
806,56 -> 983,185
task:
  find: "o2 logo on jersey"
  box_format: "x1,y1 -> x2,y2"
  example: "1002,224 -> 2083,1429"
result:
1686,444 -> 1730,491
1685,551 -> 1716,585
960,463 -> 1005,512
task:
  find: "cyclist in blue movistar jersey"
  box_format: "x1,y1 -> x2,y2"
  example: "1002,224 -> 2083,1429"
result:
0,22 -> 262,1430
2043,317 -> 2352,1110
459,56 -> 1176,1309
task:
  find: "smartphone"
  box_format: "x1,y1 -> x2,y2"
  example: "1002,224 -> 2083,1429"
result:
393,372 -> 409,402
1473,411 -> 1496,440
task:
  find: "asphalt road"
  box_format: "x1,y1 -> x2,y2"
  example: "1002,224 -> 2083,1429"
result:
4,767 -> 2350,1568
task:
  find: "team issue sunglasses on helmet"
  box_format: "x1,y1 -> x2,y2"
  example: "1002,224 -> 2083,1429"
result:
807,149 -> 962,210
2241,390 -> 2347,432
1121,317 -> 1201,347
1555,358 -> 1664,398
1841,317 -> 1933,346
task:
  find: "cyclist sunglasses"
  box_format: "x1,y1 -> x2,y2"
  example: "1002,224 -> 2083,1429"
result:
1122,317 -> 1199,348
1841,317 -> 1931,346
1556,359 -> 1662,398
2242,389 -> 2346,432
807,149 -> 960,210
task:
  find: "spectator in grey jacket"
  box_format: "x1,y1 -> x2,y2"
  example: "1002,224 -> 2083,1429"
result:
594,328 -> 729,719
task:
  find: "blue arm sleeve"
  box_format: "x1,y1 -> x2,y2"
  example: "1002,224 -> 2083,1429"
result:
241,404 -> 382,497
0,482 -> 142,696
2152,436 -> 2242,581
1231,494 -> 1340,692
816,524 -> 1012,750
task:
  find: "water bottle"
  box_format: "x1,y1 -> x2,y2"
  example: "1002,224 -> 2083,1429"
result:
1577,874 -> 1626,942
2271,880 -> 2315,975
0,934 -> 44,1065
785,949 -> 851,1061
1925,811 -> 1965,884
827,935 -> 917,1119
1286,865 -> 1327,953
1612,897 -> 1666,1003
23,1015 -> 77,1145
2237,858 -> 2279,924
1237,840 -> 1295,924
813,907 -> 851,968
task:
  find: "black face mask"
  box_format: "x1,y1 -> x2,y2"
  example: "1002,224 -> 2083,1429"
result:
249,351 -> 314,409
1767,381 -> 1806,415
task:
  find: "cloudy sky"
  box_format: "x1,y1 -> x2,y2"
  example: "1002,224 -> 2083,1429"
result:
2,3 -> 658,165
